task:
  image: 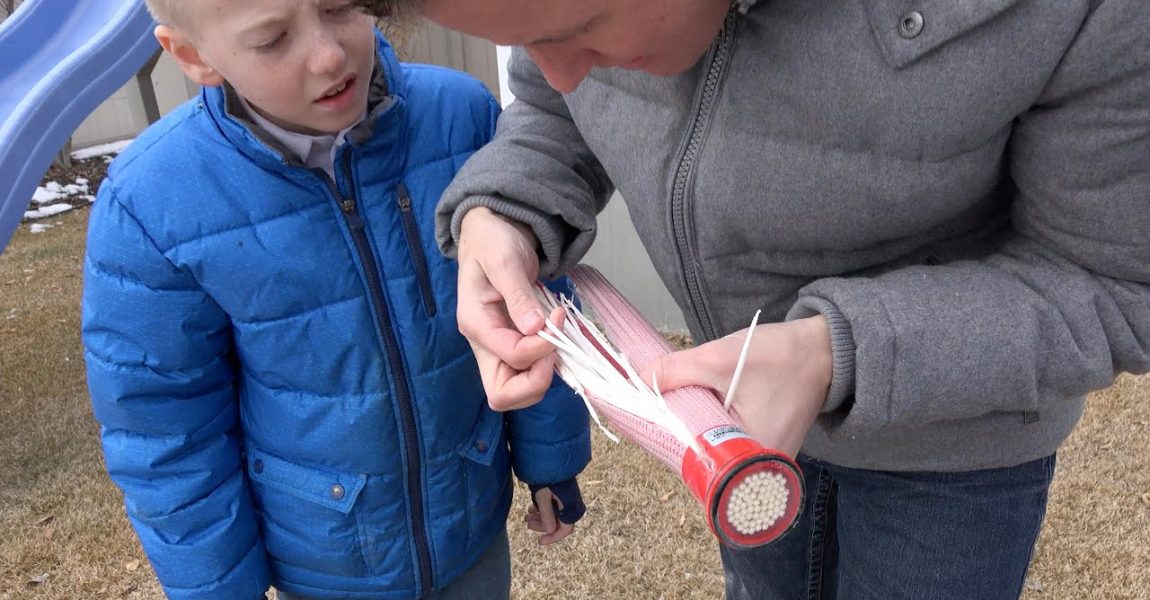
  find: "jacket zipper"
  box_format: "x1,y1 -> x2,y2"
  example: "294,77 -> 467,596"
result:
307,155 -> 435,594
396,183 -> 438,318
669,9 -> 738,341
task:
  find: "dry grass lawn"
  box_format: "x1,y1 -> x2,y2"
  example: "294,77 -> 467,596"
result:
1,208 -> 1147,599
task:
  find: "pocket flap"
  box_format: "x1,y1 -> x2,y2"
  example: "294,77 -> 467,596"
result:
861,0 -> 1027,69
247,447 -> 367,515
459,406 -> 505,466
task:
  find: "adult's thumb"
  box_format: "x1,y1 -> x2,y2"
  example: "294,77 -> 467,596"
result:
642,347 -> 716,395
489,270 -> 546,335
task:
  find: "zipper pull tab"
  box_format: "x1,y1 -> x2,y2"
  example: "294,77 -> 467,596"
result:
396,183 -> 412,211
342,199 -> 365,229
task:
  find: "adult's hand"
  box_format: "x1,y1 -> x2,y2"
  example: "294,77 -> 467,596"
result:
456,207 -> 563,410
641,315 -> 834,457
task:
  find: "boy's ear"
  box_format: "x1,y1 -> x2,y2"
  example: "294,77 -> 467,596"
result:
154,25 -> 225,87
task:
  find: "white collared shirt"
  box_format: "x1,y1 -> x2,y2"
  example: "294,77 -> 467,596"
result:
238,96 -> 365,180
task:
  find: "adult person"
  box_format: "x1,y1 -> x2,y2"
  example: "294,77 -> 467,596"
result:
423,0 -> 1144,598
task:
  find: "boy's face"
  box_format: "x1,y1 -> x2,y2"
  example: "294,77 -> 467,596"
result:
160,0 -> 376,135
422,0 -> 731,94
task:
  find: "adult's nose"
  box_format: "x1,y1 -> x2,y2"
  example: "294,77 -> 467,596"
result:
527,46 -> 596,94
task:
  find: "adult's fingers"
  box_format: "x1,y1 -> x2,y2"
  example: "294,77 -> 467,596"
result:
472,343 -> 556,411
639,340 -> 733,396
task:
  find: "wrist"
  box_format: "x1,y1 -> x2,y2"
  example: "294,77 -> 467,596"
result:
529,479 -> 586,525
800,315 -> 833,395
786,296 -> 857,413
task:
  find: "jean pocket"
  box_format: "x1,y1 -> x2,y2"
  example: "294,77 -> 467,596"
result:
247,447 -> 369,576
458,407 -> 511,537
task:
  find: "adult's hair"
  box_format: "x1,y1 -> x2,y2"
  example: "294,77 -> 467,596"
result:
353,0 -> 422,20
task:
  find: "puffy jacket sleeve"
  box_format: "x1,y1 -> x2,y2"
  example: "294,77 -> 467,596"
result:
503,278 -> 592,485
435,47 -> 613,279
82,182 -> 269,599
787,0 -> 1150,429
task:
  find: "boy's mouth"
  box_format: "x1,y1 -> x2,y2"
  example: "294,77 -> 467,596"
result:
316,77 -> 356,104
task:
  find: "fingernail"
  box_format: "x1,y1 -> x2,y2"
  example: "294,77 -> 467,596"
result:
515,309 -> 545,333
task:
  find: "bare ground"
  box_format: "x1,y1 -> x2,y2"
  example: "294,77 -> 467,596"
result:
1,207 -> 1147,599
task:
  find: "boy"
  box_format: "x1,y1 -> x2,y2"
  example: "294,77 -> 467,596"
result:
81,1 -> 590,598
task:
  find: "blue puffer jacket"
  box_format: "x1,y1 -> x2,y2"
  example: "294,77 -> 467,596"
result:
82,36 -> 590,600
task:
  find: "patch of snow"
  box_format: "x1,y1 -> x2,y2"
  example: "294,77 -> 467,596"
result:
32,186 -> 66,205
33,180 -> 90,205
29,223 -> 53,234
71,139 -> 134,161
24,204 -> 74,220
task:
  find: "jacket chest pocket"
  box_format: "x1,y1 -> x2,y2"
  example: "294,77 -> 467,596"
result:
395,182 -> 438,319
860,0 -> 1031,69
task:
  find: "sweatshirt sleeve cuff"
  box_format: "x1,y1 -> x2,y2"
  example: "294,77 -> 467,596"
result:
447,195 -> 570,278
787,296 -> 856,413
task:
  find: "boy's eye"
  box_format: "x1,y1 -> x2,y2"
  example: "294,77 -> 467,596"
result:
255,33 -> 286,52
327,1 -> 357,14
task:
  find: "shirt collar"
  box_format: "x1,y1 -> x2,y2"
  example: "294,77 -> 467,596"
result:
236,95 -> 364,169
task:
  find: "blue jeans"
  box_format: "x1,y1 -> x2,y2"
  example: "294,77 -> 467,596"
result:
276,527 -> 510,600
722,454 -> 1056,600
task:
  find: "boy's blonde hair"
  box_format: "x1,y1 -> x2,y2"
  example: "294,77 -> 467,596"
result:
146,1 -> 420,30
144,0 -> 191,28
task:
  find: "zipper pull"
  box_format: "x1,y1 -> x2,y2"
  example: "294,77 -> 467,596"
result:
396,183 -> 412,211
342,199 -> 365,230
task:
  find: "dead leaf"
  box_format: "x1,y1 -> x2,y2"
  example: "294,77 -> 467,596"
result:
584,480 -> 604,486
1140,493 -> 1150,506
678,514 -> 686,527
34,514 -> 55,526
125,559 -> 140,572
659,491 -> 675,501
26,573 -> 50,587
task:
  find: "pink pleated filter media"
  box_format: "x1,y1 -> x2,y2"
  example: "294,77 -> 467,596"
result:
551,265 -> 806,548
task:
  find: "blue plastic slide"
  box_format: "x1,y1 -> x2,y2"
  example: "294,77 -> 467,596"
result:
0,0 -> 157,252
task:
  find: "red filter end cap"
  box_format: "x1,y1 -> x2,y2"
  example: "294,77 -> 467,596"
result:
711,454 -> 804,548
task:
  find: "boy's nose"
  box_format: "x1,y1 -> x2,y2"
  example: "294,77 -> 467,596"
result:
527,46 -> 596,94
309,31 -> 348,74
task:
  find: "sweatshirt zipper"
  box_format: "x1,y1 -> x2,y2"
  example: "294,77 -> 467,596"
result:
669,9 -> 738,341
306,155 -> 435,593
396,183 -> 438,318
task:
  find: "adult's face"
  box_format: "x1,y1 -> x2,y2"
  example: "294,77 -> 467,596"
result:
423,0 -> 732,93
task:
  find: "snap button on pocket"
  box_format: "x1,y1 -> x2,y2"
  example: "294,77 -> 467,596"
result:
253,459 -> 264,474
474,439 -> 488,453
330,484 -> 345,500
898,11 -> 924,39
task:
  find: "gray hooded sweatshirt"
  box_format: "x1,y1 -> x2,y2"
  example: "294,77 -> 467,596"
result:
436,0 -> 1150,471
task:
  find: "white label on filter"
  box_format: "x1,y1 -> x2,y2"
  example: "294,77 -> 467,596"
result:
702,425 -> 752,446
